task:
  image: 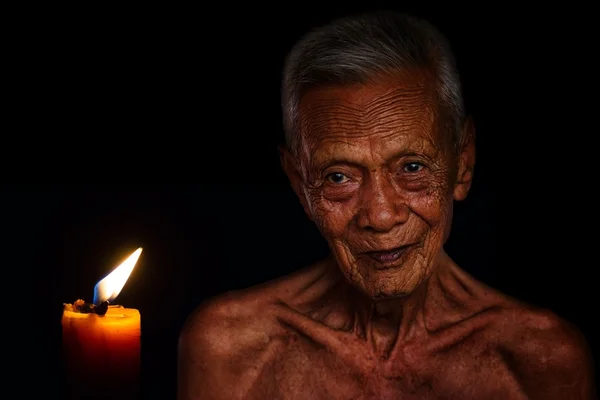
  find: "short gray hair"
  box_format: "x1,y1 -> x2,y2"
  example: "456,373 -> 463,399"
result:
281,11 -> 466,157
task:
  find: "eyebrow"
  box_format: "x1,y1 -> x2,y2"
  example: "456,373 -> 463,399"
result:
313,157 -> 363,171
312,151 -> 431,171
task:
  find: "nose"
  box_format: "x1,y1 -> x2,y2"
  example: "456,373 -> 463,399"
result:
356,175 -> 408,232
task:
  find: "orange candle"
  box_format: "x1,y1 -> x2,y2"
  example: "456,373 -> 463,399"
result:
62,248 -> 142,400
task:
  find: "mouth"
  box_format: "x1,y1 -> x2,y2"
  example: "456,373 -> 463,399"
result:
362,244 -> 414,267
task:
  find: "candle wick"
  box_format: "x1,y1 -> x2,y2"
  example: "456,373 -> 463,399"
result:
94,301 -> 109,316
70,299 -> 110,315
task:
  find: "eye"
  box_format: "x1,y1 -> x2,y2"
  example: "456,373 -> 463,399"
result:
403,162 -> 424,173
326,172 -> 349,184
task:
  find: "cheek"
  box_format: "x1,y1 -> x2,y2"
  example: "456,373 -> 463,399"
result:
407,183 -> 453,227
308,194 -> 356,239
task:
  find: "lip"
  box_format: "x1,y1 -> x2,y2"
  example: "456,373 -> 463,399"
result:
362,244 -> 414,267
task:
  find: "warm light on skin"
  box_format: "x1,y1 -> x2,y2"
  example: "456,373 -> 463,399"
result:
93,247 -> 142,304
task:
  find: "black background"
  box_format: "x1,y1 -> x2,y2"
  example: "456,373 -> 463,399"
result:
7,3 -> 597,399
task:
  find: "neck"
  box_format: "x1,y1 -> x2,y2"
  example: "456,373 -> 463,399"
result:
351,277 -> 429,358
323,252 -> 453,358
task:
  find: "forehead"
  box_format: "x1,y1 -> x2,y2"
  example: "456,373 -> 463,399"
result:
297,74 -> 445,164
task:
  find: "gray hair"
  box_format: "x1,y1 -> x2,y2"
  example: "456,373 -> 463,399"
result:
282,11 -> 466,157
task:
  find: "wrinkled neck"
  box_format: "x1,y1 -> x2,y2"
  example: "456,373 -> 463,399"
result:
324,252 -> 452,357
291,252 -> 481,359
312,259 -> 423,357
347,276 -> 428,357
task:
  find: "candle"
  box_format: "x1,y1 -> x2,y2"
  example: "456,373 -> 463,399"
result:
62,247 -> 143,400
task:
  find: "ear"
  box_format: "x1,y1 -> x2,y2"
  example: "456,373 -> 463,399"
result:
278,145 -> 313,220
453,116 -> 476,201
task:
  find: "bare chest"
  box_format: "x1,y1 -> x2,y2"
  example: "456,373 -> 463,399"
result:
252,336 -> 527,400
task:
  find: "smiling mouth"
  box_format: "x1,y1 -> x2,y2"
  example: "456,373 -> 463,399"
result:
363,245 -> 414,266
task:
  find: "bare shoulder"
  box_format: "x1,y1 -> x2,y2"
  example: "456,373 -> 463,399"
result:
177,286 -> 284,400
435,263 -> 596,398
180,260 -> 330,345
179,288 -> 277,359
177,261 -> 329,400
495,300 -> 597,399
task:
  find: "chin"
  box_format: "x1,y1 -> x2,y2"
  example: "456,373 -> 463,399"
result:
348,259 -> 429,300
365,277 -> 422,300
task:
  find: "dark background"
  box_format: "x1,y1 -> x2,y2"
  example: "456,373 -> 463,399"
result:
8,3 -> 597,399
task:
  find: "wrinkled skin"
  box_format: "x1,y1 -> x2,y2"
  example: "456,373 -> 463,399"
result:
290,73 -> 460,303
178,73 -> 596,399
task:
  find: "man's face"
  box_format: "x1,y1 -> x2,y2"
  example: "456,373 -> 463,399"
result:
289,73 -> 471,299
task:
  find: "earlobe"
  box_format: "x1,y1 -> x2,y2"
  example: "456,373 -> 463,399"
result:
453,116 -> 476,201
278,145 -> 313,220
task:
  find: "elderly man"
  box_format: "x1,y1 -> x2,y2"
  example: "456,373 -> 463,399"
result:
178,11 -> 596,400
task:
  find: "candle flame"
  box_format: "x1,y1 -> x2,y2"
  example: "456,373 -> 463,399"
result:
93,247 -> 142,304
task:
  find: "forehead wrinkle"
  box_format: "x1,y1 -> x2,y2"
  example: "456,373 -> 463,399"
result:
361,85 -> 429,118
302,101 -> 436,144
300,103 -> 365,140
298,79 -> 443,165
303,85 -> 436,134
308,136 -> 363,169
376,105 -> 437,143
